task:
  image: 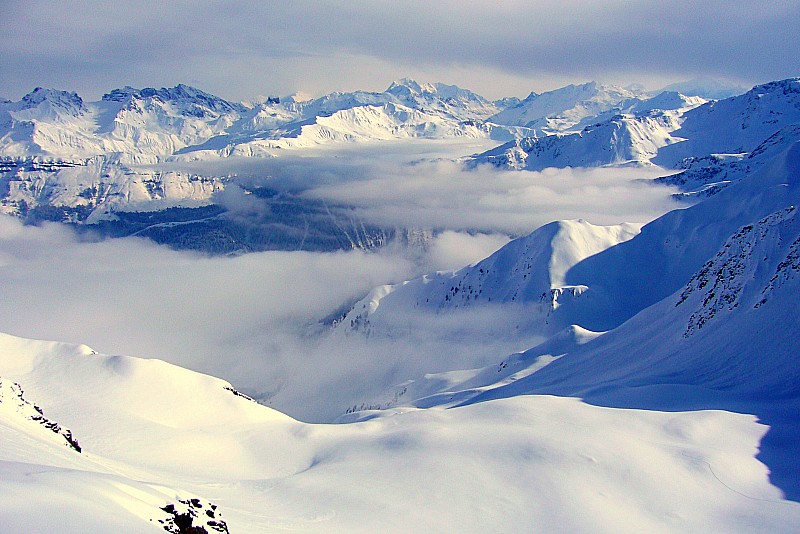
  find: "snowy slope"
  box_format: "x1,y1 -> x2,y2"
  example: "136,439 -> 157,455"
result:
339,219 -> 641,338
653,78 -> 800,167
341,140 -> 800,376
1,331 -> 798,533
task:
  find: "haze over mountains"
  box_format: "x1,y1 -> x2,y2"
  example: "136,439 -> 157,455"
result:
2,75 -> 800,532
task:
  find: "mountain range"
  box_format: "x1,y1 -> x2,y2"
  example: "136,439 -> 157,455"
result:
3,77 -> 795,253
2,75 -> 800,531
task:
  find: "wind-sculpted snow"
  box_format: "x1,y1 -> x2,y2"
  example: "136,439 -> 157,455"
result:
1,331 -> 798,533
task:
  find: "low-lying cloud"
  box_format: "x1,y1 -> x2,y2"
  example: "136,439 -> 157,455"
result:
171,142 -> 684,238
0,146 -> 685,422
0,216 -> 537,421
301,160 -> 681,234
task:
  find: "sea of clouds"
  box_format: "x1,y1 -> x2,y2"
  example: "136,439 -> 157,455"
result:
0,146 -> 682,421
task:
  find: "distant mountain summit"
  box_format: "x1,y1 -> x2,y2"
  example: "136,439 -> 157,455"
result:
102,83 -> 247,116
474,78 -> 800,197
488,81 -> 646,132
385,78 -> 501,120
3,76 -> 800,242
660,76 -> 750,99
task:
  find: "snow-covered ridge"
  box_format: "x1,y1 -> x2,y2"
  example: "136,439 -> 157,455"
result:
474,112 -> 681,170
487,81 -> 647,132
338,219 -> 641,337
474,78 -> 800,197
0,378 -> 81,453
0,79 -> 514,162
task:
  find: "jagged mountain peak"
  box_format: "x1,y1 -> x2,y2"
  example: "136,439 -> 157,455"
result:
386,78 -> 439,95
489,81 -> 643,130
385,78 -> 492,108
102,83 -> 245,115
17,87 -> 86,115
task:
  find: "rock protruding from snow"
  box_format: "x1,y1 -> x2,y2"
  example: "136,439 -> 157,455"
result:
157,498 -> 229,534
103,84 -> 246,116
0,378 -> 81,452
677,207 -> 798,336
17,87 -> 88,119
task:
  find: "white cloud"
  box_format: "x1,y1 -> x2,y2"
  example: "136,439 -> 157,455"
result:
426,231 -> 511,272
0,138 -> 686,422
300,158 -> 682,234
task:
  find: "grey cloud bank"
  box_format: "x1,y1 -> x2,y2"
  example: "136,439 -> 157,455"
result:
1,1 -> 797,101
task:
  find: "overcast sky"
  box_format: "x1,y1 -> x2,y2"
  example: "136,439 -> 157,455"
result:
2,1 -> 798,102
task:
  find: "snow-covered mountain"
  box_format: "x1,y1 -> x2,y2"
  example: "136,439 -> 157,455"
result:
487,81 -> 646,132
0,157 -> 226,222
340,219 -> 642,338
385,78 -> 502,120
473,112 -> 682,170
180,101 -> 525,159
654,78 -> 800,166
0,84 -> 247,163
4,145 -> 800,528
338,138 -> 800,397
4,77 -> 800,532
0,79 -> 516,164
3,76 -> 800,247
474,78 -> 800,197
